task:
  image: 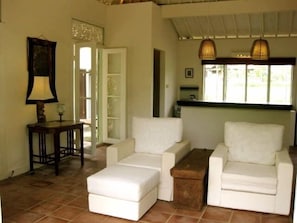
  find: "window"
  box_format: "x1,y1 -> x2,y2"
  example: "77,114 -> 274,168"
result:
203,58 -> 295,105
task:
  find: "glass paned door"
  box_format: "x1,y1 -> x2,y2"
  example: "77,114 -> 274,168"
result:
102,48 -> 126,144
74,42 -> 99,155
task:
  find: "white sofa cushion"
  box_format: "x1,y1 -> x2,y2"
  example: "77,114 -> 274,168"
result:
118,153 -> 162,171
132,117 -> 183,154
225,122 -> 284,165
222,161 -> 277,195
87,164 -> 160,202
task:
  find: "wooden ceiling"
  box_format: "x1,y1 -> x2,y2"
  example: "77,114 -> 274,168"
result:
99,0 -> 297,40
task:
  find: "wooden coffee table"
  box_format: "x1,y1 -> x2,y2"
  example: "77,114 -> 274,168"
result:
170,148 -> 213,210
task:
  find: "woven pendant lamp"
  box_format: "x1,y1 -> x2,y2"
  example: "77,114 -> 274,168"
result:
250,38 -> 270,60
199,38 -> 216,60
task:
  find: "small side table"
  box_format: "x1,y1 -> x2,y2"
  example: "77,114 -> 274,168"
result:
170,148 -> 213,210
27,120 -> 84,175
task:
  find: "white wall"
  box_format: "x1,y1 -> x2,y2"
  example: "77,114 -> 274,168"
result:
105,2 -> 153,136
0,0 -> 106,180
106,2 -> 178,136
152,4 -> 178,117
0,0 -> 178,180
182,106 -> 296,149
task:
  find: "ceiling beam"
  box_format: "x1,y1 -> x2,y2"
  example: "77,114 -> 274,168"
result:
161,0 -> 297,18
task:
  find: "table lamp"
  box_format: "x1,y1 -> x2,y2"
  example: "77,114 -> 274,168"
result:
28,76 -> 54,123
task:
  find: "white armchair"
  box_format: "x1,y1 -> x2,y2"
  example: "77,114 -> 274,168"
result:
106,116 -> 191,201
208,121 -> 293,215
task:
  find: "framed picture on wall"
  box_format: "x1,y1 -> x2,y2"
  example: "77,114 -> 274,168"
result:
185,68 -> 194,78
26,37 -> 58,104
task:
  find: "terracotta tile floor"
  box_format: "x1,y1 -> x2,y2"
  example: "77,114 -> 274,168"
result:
0,146 -> 294,223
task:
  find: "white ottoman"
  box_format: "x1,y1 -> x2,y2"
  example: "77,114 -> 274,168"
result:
87,164 -> 160,221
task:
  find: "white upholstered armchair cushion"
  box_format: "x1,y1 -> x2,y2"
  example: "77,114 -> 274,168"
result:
225,121 -> 284,165
208,122 -> 293,215
132,117 -> 183,154
106,117 -> 191,201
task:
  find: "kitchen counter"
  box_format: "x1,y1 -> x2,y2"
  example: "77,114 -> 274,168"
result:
177,100 -> 293,110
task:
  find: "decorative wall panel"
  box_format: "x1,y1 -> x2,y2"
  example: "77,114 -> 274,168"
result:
72,19 -> 104,44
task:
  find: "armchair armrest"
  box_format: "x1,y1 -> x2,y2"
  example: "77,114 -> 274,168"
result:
106,138 -> 135,166
207,143 -> 228,206
274,148 -> 293,215
159,139 -> 191,201
163,139 -> 191,164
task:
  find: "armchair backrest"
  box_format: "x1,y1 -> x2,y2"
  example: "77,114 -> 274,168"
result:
132,117 -> 183,154
225,121 -> 284,165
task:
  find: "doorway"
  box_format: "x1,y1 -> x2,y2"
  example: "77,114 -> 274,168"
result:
73,42 -> 100,156
153,49 -> 165,117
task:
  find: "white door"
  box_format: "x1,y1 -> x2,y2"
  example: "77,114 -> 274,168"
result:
102,48 -> 126,144
73,42 -> 100,155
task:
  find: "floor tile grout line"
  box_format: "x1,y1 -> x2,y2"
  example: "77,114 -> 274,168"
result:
165,214 -> 174,223
201,205 -> 207,219
1,155 -> 294,223
228,210 -> 234,223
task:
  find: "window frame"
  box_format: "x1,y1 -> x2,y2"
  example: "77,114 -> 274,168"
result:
202,57 -> 296,105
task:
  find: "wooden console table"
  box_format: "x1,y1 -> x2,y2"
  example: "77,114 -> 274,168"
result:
27,120 -> 84,175
170,149 -> 213,210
